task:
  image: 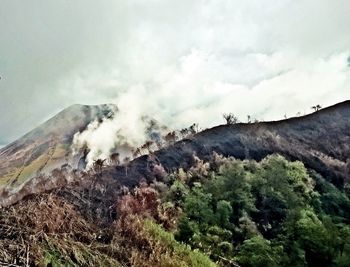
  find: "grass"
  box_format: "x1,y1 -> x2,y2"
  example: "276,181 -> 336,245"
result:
15,153 -> 50,185
120,216 -> 217,267
144,219 -> 216,267
0,170 -> 18,185
0,143 -> 70,187
42,237 -> 121,267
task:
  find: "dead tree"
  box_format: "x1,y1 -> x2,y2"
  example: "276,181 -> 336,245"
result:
132,148 -> 142,159
223,113 -> 238,125
123,157 -> 131,176
141,140 -> 154,154
109,153 -> 120,166
180,128 -> 189,139
247,115 -> 251,123
93,159 -> 106,175
311,104 -> 322,112
164,131 -> 177,146
189,123 -> 199,135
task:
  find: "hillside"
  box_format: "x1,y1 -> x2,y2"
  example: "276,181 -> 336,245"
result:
0,154 -> 349,266
108,100 -> 350,188
1,101 -> 350,207
0,101 -> 350,266
0,104 -> 116,188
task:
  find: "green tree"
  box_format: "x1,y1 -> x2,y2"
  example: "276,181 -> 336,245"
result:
235,235 -> 284,267
251,155 -> 316,237
183,183 -> 215,226
175,217 -> 198,243
207,161 -> 255,223
215,200 -> 233,228
167,179 -> 189,207
292,209 -> 334,266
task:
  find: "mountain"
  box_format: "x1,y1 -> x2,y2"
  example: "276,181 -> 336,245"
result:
0,104 -> 116,189
1,100 -> 350,266
1,101 -> 350,207
108,100 -> 350,188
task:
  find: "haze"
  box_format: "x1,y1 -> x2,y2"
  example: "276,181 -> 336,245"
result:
1,0 -> 350,147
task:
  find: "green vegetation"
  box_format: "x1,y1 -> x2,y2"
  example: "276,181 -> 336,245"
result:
165,154 -> 350,266
141,219 -> 216,267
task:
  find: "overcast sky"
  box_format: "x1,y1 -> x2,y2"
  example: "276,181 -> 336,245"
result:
0,0 -> 350,147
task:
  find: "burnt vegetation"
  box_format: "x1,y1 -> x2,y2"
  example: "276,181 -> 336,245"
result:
0,101 -> 350,266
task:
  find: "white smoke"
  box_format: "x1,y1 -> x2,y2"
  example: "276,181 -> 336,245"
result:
65,0 -> 350,167
72,50 -> 350,167
71,93 -> 171,167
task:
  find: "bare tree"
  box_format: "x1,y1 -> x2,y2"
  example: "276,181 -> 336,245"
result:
247,115 -> 251,123
180,128 -> 189,139
141,140 -> 154,154
189,123 -> 199,134
109,153 -> 120,166
311,104 -> 322,112
164,131 -> 177,145
123,157 -> 131,176
93,159 -> 106,175
223,113 -> 239,125
132,148 -> 142,159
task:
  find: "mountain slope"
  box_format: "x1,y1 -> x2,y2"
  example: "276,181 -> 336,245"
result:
1,100 -> 350,207
107,100 -> 350,188
0,104 -> 116,188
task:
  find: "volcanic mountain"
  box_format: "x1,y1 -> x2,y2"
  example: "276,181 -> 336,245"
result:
0,100 -> 350,207
0,104 -> 116,188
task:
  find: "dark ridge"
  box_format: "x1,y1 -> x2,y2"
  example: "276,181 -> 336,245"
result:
105,100 -> 350,188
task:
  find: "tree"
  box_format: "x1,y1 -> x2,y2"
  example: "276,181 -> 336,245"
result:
176,217 -> 197,243
292,209 -> 334,266
141,140 -> 154,154
123,157 -> 131,176
208,161 -> 255,223
311,105 -> 322,112
183,184 -> 215,225
223,113 -> 239,125
189,123 -> 199,134
180,128 -> 190,139
251,155 -> 315,237
168,180 -> 189,207
164,131 -> 177,145
93,159 -> 106,175
132,147 -> 142,158
235,235 -> 284,267
109,153 -> 120,166
215,200 -> 233,228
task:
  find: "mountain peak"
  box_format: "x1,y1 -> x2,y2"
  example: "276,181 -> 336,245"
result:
0,103 -> 118,189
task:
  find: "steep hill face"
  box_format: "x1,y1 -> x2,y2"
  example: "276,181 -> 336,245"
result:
0,104 -> 116,188
0,101 -> 350,207
107,100 -> 350,188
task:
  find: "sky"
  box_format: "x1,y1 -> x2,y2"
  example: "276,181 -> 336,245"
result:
1,0 -> 350,147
